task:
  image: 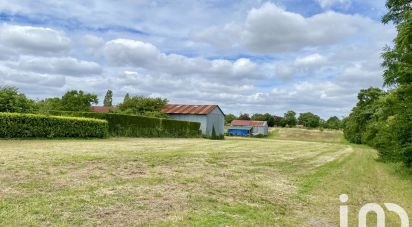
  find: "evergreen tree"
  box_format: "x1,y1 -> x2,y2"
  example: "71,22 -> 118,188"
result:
103,90 -> 113,107
123,93 -> 130,103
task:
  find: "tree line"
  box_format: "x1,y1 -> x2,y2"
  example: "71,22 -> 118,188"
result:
225,111 -> 343,130
0,87 -> 168,118
343,0 -> 412,166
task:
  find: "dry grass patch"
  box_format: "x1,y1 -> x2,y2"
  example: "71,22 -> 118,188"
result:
0,137 -> 350,226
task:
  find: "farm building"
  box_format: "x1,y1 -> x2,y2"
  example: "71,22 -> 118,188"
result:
161,104 -> 225,136
229,120 -> 268,136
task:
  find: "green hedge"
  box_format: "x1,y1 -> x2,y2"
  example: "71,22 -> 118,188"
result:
49,111 -> 201,138
0,112 -> 108,138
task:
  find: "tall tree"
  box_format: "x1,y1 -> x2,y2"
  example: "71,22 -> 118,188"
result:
378,0 -> 412,165
59,90 -> 98,112
283,111 -> 297,127
103,90 -> 113,107
123,93 -> 130,103
344,87 -> 385,144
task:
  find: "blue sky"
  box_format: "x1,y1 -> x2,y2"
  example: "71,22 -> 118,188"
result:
0,0 -> 395,118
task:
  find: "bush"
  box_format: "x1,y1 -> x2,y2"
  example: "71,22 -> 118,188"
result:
0,86 -> 35,113
49,111 -> 201,138
0,112 -> 108,138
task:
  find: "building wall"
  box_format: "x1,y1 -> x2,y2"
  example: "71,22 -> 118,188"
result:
252,124 -> 268,135
167,107 -> 225,136
206,107 -> 225,136
168,114 -> 208,134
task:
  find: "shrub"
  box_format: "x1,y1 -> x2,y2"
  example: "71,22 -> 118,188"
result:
49,111 -> 201,138
0,86 -> 35,113
0,112 -> 108,138
208,125 -> 224,140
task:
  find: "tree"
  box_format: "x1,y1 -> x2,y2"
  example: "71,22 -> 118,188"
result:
325,116 -> 342,129
238,113 -> 251,120
0,86 -> 34,113
252,113 -> 275,127
35,97 -> 62,114
273,115 -> 285,127
382,0 -> 412,24
103,90 -> 113,107
263,113 -> 275,127
225,114 -> 237,124
283,111 -> 297,127
344,87 -> 385,144
59,90 -> 98,112
118,95 -> 168,115
123,93 -> 130,103
298,112 -> 321,128
251,113 -> 264,121
378,0 -> 412,165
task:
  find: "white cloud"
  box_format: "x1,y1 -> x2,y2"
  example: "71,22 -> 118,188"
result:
0,65 -> 66,88
294,53 -> 327,66
316,0 -> 351,8
0,23 -> 70,55
193,2 -> 391,53
103,38 -> 260,80
0,1 -> 395,118
14,56 -> 102,76
241,3 -> 372,52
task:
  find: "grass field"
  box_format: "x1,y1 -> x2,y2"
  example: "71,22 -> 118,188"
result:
0,128 -> 411,226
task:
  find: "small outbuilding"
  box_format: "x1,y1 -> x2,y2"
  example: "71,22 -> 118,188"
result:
230,120 -> 268,136
227,126 -> 253,136
161,104 -> 225,136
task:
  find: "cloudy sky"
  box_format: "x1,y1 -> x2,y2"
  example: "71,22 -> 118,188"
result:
0,0 -> 395,118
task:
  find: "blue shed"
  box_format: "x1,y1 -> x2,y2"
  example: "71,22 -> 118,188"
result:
227,126 -> 252,136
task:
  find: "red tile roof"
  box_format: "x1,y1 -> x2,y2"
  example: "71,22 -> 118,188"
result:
161,104 -> 221,115
231,120 -> 266,127
90,106 -> 115,113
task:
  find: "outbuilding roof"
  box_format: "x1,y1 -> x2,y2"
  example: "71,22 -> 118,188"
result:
161,104 -> 223,115
90,106 -> 115,113
227,126 -> 253,130
231,120 -> 267,127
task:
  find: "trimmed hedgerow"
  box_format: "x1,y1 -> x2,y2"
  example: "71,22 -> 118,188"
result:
0,112 -> 108,138
49,111 -> 201,138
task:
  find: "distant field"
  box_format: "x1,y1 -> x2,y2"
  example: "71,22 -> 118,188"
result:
268,127 -> 344,143
0,128 -> 411,226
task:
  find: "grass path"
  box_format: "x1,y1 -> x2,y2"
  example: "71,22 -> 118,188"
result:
0,129 -> 411,226
299,145 -> 412,226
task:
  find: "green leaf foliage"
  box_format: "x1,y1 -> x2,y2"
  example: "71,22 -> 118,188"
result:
283,111 -> 297,127
325,116 -> 342,130
0,86 -> 35,113
103,90 -> 113,107
224,114 -> 237,124
298,112 -> 321,128
117,95 -> 168,115
49,111 -> 201,138
251,113 -> 275,127
0,112 -> 108,138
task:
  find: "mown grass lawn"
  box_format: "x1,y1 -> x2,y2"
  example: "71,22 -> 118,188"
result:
0,129 -> 411,226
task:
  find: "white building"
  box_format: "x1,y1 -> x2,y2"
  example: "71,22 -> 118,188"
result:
161,104 -> 225,136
